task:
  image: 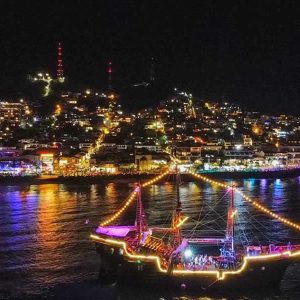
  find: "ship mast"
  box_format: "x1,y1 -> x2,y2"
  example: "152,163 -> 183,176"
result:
172,166 -> 182,247
135,183 -> 148,244
226,184 -> 235,252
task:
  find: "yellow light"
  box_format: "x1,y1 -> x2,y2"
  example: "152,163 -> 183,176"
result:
90,234 -> 167,273
231,210 -> 237,219
40,153 -> 54,157
175,216 -> 189,228
191,172 -> 300,232
100,191 -> 138,226
100,170 -> 170,226
90,234 -> 300,280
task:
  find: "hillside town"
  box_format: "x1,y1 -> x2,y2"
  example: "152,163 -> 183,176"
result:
1,83 -> 300,177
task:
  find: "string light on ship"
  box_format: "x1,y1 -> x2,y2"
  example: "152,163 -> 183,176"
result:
191,173 -> 300,231
100,169 -> 170,226
90,234 -> 300,279
236,190 -> 300,230
92,170 -> 300,280
100,189 -> 139,226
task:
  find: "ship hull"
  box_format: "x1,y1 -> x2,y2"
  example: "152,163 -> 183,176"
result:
95,242 -> 297,291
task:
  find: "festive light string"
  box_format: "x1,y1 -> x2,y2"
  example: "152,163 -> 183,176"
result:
100,169 -> 300,230
100,189 -> 139,226
100,170 -> 170,226
141,169 -> 170,188
218,249 -> 300,280
93,168 -> 300,280
90,234 -> 300,280
191,173 -> 300,231
91,234 -> 167,273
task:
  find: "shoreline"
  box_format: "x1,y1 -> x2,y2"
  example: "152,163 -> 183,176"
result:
197,167 -> 300,179
0,168 -> 300,185
0,173 -> 159,185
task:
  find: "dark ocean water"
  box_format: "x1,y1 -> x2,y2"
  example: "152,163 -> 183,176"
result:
1,177 -> 300,299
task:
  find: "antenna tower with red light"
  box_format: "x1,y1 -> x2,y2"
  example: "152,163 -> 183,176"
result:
107,60 -> 112,92
57,42 -> 65,83
150,57 -> 155,82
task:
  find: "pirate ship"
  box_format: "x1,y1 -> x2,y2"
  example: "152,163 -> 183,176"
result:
91,167 -> 300,290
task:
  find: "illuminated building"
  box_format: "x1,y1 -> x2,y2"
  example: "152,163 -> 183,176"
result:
243,135 -> 253,146
135,154 -> 153,172
37,149 -> 58,174
0,101 -> 28,125
0,147 -> 20,158
58,156 -> 79,175
0,158 -> 40,176
0,100 -> 31,142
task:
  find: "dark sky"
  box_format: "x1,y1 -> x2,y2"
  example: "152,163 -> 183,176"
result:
1,0 -> 300,114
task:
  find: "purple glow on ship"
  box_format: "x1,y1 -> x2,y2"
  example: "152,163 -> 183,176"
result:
96,226 -> 132,237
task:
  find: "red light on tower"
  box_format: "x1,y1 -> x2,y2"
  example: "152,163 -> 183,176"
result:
108,61 -> 112,74
107,60 -> 112,91
57,42 -> 64,83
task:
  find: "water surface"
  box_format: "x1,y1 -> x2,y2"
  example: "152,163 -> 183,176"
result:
1,177 -> 300,299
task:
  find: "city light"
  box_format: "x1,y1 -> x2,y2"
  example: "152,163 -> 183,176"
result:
3,4 -> 300,296
32,72 -> 53,96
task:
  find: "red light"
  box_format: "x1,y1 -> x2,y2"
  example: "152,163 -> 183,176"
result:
108,61 -> 112,73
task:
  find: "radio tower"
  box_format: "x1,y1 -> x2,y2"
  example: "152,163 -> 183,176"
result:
150,57 -> 155,82
57,42 -> 65,83
107,60 -> 112,92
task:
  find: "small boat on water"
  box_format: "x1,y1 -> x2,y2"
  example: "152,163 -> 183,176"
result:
91,167 -> 300,290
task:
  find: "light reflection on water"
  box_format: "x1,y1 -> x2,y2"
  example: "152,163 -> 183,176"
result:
0,178 -> 300,299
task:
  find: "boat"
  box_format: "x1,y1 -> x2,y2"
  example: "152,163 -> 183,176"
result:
90,167 -> 300,290
197,166 -> 300,179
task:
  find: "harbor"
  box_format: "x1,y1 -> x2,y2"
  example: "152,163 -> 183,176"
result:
1,1 -> 300,299
1,175 -> 300,299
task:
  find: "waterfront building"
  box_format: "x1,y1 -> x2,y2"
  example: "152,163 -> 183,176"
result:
0,100 -> 31,142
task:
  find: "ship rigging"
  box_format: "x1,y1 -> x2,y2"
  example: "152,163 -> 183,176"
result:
91,165 -> 300,289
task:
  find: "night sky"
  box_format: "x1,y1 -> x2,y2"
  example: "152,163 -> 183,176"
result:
1,0 -> 300,114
